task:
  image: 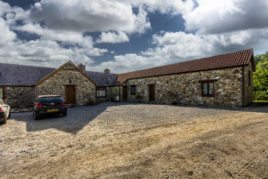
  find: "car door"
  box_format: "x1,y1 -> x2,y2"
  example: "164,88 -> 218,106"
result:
0,99 -> 10,118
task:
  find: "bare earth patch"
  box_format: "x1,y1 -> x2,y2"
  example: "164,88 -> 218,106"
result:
0,103 -> 268,178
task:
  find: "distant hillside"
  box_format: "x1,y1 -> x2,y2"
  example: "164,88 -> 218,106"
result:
254,53 -> 268,100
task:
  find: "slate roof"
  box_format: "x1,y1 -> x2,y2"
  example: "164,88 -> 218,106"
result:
0,63 -> 117,86
0,63 -> 54,86
85,71 -> 118,87
116,49 -> 254,84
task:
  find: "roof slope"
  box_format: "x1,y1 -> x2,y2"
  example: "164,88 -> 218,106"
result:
117,49 -> 254,84
86,71 -> 117,87
0,63 -> 54,86
35,61 -> 97,86
0,49 -> 254,86
0,63 -> 117,86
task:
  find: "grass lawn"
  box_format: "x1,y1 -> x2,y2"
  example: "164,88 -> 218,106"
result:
254,100 -> 268,103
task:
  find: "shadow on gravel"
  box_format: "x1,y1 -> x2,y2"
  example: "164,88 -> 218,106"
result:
10,102 -> 268,134
11,103 -> 120,134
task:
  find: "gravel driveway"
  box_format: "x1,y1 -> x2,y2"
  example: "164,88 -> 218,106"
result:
0,103 -> 268,178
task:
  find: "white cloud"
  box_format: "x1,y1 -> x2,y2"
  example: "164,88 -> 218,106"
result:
0,18 -> 16,45
91,28 -> 268,73
0,1 -> 11,15
184,0 -> 268,34
0,1 -> 30,25
128,0 -> 194,15
15,22 -> 110,56
97,32 -> 129,44
30,0 -> 151,34
92,0 -> 268,73
16,23 -> 95,48
1,0 -> 268,73
0,39 -> 96,68
0,1 -> 108,69
91,31 -> 213,72
29,0 -> 194,34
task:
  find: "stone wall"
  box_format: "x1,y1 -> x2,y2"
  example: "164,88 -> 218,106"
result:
36,63 -> 96,105
109,86 -> 120,101
123,67 -> 245,107
96,86 -> 121,103
4,86 -> 35,108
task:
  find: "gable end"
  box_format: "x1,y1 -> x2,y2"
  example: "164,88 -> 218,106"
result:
36,61 -> 96,86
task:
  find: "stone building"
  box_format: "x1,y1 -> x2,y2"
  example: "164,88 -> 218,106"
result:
0,49 -> 255,108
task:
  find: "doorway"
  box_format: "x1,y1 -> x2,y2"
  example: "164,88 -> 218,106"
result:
148,84 -> 155,101
65,85 -> 76,104
122,86 -> 128,101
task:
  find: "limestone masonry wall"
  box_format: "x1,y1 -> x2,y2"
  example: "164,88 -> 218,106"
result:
124,67 -> 245,107
5,86 -> 35,108
35,64 -> 96,105
3,63 -> 253,108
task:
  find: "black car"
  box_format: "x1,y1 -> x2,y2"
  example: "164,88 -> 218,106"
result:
0,98 -> 11,124
0,111 -> 6,124
33,95 -> 67,120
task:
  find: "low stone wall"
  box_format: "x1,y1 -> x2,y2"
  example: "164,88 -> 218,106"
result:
5,86 -> 35,108
124,67 -> 245,107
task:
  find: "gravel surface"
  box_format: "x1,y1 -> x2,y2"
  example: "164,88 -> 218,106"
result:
0,102 -> 268,178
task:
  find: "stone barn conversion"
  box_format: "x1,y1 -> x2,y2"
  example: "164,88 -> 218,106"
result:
0,49 -> 255,108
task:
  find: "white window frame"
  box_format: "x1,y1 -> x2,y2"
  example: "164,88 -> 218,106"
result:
96,88 -> 106,97
0,87 -> 3,99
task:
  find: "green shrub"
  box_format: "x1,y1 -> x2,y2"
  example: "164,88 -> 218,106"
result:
253,53 -> 268,100
254,91 -> 268,100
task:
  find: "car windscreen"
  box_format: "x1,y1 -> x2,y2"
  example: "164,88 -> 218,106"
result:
38,97 -> 63,103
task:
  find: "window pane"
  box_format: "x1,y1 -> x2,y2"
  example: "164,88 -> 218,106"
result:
97,90 -> 106,97
202,83 -> 208,95
131,85 -> 136,95
248,71 -> 251,86
0,88 -> 3,99
39,97 -> 63,103
208,83 -> 214,95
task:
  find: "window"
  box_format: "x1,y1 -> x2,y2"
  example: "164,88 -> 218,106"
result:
96,88 -> 106,97
130,85 -> 136,95
0,98 -> 3,105
37,96 -> 64,103
201,81 -> 214,96
248,71 -> 251,87
0,87 -> 3,99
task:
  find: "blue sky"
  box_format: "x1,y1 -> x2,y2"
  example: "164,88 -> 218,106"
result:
0,0 -> 268,73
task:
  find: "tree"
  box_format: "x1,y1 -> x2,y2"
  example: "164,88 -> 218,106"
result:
253,53 -> 268,100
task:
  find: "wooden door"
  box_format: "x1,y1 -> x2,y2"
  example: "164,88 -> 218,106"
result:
148,84 -> 155,101
122,86 -> 128,101
65,85 -> 76,104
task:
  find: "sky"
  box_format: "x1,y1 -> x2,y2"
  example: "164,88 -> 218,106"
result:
0,0 -> 268,73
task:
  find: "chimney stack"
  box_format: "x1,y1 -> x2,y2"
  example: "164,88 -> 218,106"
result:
78,63 -> 86,72
104,68 -> 110,74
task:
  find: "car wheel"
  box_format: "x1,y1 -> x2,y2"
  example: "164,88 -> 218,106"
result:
63,111 -> 67,116
34,112 -> 39,120
1,117 -> 7,124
